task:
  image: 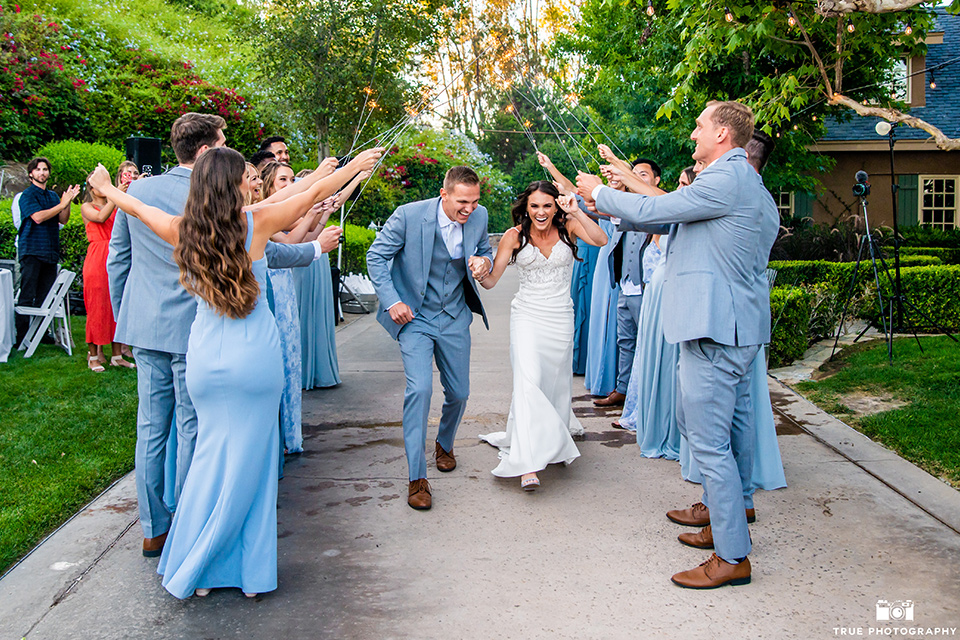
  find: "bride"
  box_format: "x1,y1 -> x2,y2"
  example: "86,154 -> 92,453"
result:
477,181 -> 607,490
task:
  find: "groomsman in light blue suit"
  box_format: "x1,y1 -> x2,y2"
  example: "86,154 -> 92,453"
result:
578,101 -> 778,589
367,166 -> 493,511
108,113 -> 324,557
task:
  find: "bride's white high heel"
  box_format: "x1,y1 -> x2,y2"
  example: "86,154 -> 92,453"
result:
521,473 -> 540,491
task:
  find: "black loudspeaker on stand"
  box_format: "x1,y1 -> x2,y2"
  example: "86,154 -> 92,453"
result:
125,136 -> 162,177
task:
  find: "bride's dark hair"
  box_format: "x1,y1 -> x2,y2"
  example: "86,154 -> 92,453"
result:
509,181 -> 580,264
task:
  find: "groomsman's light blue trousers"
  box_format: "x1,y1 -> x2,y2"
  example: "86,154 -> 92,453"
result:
397,313 -> 471,482
677,338 -> 759,563
132,348 -> 198,538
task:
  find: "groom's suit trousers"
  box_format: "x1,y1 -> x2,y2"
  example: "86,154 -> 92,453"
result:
398,312 -> 472,481
676,338 -> 759,563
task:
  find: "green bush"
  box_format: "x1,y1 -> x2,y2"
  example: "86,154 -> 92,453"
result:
897,226 -> 960,249
339,222 -> 375,276
769,285 -> 813,368
770,287 -> 813,369
863,265 -> 960,332
36,140 -> 126,191
900,247 -> 960,265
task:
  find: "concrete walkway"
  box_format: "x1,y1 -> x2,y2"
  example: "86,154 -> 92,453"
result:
2,267 -> 959,640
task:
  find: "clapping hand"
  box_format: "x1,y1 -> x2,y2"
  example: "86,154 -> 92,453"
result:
61,183 -> 82,204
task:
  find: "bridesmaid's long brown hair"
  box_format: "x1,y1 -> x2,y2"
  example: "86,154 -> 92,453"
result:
173,147 -> 260,319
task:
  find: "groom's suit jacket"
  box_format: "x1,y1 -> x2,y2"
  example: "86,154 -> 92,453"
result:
107,166 -> 316,354
596,148 -> 778,347
366,196 -> 493,341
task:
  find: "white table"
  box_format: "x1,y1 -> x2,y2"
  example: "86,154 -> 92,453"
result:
0,268 -> 14,363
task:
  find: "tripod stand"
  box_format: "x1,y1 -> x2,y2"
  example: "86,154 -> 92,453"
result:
830,193 -> 892,359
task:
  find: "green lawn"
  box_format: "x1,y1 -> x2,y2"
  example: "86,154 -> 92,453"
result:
0,317 -> 138,575
796,336 -> 960,488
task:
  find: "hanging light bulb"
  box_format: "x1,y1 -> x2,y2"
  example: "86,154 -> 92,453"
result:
787,10 -> 797,28
646,0 -> 655,17
724,6 -> 734,22
775,132 -> 781,138
846,19 -> 855,33
812,115 -> 818,121
930,72 -> 937,89
793,124 -> 799,131
904,23 -> 913,36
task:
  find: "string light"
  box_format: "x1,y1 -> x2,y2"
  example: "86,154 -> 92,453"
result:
930,72 -> 937,89
904,23 -> 913,36
645,0 -> 655,17
787,10 -> 797,28
811,115 -> 817,121
846,19 -> 855,33
724,6 -> 734,22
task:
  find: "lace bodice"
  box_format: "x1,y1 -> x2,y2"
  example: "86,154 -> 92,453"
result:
513,239 -> 574,303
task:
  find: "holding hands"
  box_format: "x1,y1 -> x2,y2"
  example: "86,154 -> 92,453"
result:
468,255 -> 491,283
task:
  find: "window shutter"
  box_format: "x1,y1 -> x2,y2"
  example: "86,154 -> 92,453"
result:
794,191 -> 815,219
897,174 -> 919,227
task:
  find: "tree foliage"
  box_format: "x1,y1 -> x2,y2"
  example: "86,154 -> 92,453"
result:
253,0 -> 449,160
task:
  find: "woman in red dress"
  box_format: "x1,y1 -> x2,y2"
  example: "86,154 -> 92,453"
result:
81,169 -> 135,372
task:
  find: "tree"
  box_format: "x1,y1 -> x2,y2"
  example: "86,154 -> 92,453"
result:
253,0 -> 448,160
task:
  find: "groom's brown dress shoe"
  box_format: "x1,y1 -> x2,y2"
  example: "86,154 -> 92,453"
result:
667,502 -> 756,526
142,532 -> 168,558
408,478 -> 432,510
678,525 -> 715,549
435,442 -> 456,472
671,553 -> 751,589
593,391 -> 626,407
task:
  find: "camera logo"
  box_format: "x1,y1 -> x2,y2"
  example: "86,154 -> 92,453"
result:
877,600 -> 915,622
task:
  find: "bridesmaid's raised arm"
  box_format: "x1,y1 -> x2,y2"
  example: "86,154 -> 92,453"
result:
558,194 -> 607,248
89,164 -> 180,246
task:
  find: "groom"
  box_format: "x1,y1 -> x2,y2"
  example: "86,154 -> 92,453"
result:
367,166 -> 493,510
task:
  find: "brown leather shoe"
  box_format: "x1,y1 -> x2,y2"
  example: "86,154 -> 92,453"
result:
408,478 -> 432,510
671,553 -> 751,589
678,525 -> 714,549
435,442 -> 456,472
593,391 -> 626,407
142,532 -> 168,558
666,502 -> 756,526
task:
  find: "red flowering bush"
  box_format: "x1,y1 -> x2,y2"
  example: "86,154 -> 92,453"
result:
0,5 -> 88,159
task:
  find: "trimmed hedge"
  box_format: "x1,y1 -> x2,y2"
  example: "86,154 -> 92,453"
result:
36,140 -> 127,192
863,265 -> 960,332
339,223 -> 376,276
900,247 -> 960,265
770,255 -> 943,293
769,285 -> 813,368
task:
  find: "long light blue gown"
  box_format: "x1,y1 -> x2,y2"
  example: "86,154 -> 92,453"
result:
294,254 -> 341,389
583,218 -> 619,396
267,267 -> 303,454
571,238 -> 600,376
158,212 -> 282,599
679,349 -> 788,499
620,239 -> 681,460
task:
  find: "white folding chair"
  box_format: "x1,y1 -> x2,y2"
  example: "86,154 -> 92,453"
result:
16,269 -> 76,358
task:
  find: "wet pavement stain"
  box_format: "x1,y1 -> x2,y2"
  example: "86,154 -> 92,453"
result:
582,429 -> 635,448
84,497 -> 138,516
353,483 -> 370,492
378,494 -> 400,502
345,496 -> 373,507
302,481 -> 337,492
335,438 -> 406,453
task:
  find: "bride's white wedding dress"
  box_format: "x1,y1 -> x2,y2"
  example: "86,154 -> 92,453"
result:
480,239 -> 582,477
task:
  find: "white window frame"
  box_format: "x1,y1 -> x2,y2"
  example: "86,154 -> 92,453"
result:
918,174 -> 958,230
775,190 -> 795,218
891,57 -> 913,103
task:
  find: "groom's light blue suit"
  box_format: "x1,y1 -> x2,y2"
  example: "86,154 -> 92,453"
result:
108,166 -> 316,538
367,197 -> 492,481
595,148 -> 778,563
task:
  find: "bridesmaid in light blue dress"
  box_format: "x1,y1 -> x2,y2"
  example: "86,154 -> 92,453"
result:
92,147 -> 381,600
295,253 -> 340,389
619,236 -> 681,460
267,267 -> 303,454
161,210 -> 283,598
583,217 -> 619,396
571,237 -> 600,375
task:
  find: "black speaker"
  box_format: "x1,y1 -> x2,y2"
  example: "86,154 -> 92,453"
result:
125,136 -> 162,177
